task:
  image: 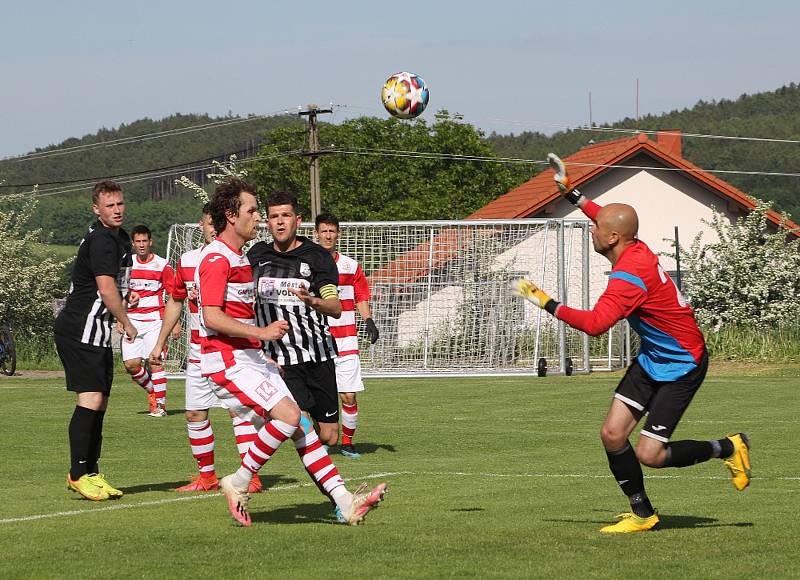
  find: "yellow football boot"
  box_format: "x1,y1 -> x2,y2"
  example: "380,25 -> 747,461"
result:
67,473 -> 109,501
600,512 -> 660,534
86,473 -> 124,499
723,433 -> 751,491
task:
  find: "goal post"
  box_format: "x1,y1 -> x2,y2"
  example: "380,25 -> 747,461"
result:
164,219 -> 613,377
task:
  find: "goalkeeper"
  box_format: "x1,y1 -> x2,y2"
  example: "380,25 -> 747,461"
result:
512,155 -> 752,534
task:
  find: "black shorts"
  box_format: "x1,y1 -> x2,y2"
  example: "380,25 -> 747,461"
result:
55,335 -> 114,393
282,359 -> 339,423
614,350 -> 708,443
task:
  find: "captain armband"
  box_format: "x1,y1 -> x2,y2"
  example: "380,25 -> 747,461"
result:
319,284 -> 339,300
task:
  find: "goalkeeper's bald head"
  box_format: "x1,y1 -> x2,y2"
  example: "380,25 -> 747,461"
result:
599,203 -> 639,241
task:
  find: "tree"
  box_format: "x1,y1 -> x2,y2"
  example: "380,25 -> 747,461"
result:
680,202 -> 800,330
248,113 -> 522,221
0,190 -> 70,354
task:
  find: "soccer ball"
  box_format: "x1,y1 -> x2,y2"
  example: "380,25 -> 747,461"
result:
381,72 -> 429,119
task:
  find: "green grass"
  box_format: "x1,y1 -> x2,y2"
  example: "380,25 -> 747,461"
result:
1,367 -> 798,579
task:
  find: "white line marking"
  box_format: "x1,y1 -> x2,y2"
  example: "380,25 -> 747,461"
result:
2,470 -> 796,525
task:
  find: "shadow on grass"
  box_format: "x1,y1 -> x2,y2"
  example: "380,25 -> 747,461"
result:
328,442 -> 398,456
544,512 -> 755,530
122,474 -> 300,495
249,501 -> 340,525
134,409 -> 185,417
450,507 -> 485,513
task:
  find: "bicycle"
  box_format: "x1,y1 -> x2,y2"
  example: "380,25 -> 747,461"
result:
0,325 -> 17,376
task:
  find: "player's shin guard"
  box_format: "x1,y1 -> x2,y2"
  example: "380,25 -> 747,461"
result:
606,442 -> 654,518
663,440 -> 714,467
151,368 -> 167,408
341,403 -> 358,446
130,365 -> 153,393
187,420 -> 215,476
232,419 -> 296,489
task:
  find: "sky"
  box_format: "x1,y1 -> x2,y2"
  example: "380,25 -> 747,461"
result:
2,0 -> 799,158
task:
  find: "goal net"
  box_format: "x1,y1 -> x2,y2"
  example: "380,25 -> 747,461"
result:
164,219 -> 619,376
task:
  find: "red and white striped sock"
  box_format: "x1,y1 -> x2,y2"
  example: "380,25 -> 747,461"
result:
130,366 -> 153,393
151,368 -> 167,407
341,402 -> 359,446
231,419 -> 296,488
231,416 -> 258,458
186,420 -> 215,477
294,425 -> 345,497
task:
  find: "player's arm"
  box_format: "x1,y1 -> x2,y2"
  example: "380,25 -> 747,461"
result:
512,277 -> 645,336
97,275 -> 137,342
202,306 -> 287,341
353,264 -> 379,343
148,297 -> 184,366
287,284 -> 342,318
289,250 -> 342,318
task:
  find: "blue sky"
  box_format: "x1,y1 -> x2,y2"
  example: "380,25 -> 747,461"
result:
1,0 -> 798,157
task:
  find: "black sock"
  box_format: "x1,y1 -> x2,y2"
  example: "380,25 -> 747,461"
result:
69,406 -> 98,480
716,437 -> 735,459
606,442 -> 645,497
606,443 -> 654,517
87,410 -> 106,474
629,491 -> 656,518
663,440 -> 714,468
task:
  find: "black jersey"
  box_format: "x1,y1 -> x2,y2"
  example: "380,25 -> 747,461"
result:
248,236 -> 339,365
55,220 -> 132,348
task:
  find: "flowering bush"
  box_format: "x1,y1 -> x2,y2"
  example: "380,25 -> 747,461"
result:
175,155 -> 248,203
0,189 -> 70,347
681,201 -> 800,330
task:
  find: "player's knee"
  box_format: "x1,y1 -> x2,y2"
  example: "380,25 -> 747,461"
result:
123,359 -> 141,374
185,409 -> 207,422
636,440 -> 666,468
340,392 -> 356,406
600,424 -> 628,450
320,427 -> 338,446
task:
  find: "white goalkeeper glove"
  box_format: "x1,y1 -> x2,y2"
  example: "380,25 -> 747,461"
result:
512,279 -> 559,315
547,153 -> 584,206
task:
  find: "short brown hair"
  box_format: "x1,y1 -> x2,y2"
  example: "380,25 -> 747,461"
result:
92,179 -> 123,204
209,178 -> 258,234
266,191 -> 300,215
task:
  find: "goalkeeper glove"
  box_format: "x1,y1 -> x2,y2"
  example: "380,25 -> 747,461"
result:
547,153 -> 584,206
511,279 -> 559,315
365,318 -> 380,344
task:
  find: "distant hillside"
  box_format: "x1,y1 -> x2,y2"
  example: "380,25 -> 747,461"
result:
486,82 -> 800,220
0,113 -> 302,249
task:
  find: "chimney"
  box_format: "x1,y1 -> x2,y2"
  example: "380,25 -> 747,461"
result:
656,130 -> 682,158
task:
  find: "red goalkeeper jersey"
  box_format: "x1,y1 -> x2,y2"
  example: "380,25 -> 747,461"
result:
556,200 -> 705,381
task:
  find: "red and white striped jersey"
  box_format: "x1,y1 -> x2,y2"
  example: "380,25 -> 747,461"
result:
328,252 -> 371,357
127,253 -> 174,322
172,246 -> 203,363
196,238 -> 260,374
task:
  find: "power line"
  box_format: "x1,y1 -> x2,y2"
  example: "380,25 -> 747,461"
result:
328,146 -> 800,178
3,150 -> 304,198
0,107 -> 300,164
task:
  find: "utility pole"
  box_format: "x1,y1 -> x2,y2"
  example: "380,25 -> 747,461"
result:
299,104 -> 332,220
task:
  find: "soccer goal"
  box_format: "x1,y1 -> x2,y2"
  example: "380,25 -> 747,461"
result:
165,219 -> 621,377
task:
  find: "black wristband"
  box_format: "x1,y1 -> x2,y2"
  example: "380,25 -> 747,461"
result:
565,190 -> 584,206
544,299 -> 560,315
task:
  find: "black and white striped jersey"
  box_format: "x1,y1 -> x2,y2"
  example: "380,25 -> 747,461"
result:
247,236 -> 339,366
54,220 -> 132,348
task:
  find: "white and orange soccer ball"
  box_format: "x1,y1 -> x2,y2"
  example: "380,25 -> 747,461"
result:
381,72 -> 429,119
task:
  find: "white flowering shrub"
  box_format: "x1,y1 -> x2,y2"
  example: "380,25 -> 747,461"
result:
0,189 -> 70,352
175,155 -> 248,203
681,202 -> 800,330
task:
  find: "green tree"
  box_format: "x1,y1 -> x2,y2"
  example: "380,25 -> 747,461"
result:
249,113 -> 522,220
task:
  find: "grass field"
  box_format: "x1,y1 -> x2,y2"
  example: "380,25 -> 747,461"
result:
1,366 -> 798,579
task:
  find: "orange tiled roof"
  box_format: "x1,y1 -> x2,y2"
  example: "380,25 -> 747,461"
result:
468,133 -> 799,235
